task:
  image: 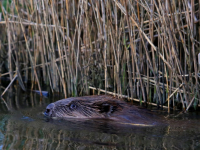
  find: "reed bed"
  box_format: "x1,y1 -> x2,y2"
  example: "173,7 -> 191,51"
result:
0,0 -> 200,111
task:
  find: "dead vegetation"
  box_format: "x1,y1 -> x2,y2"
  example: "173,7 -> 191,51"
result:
0,0 -> 200,112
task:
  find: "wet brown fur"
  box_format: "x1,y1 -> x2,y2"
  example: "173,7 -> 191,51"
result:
45,95 -> 161,125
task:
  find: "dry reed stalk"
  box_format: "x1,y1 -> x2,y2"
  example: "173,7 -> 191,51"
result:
179,91 -> 185,111
1,74 -> 17,97
124,0 -> 146,103
190,0 -> 198,101
89,86 -> 168,109
13,0 -> 42,95
186,96 -> 195,111
3,5 -> 13,81
0,0 -> 200,110
100,0 -> 108,93
1,97 -> 10,111
50,0 -> 67,98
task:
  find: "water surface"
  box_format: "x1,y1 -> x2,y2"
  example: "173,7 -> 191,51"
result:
0,85 -> 200,149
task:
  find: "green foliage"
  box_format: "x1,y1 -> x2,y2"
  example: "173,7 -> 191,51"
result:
122,63 -> 127,95
140,93 -> 142,106
123,36 -> 130,49
0,0 -> 12,18
148,87 -> 152,103
1,0 -> 12,12
166,70 -> 169,94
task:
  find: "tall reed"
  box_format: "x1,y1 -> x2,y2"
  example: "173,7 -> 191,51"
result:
0,0 -> 200,111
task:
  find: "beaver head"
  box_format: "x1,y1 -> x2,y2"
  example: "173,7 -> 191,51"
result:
44,95 -> 125,119
44,95 -> 160,126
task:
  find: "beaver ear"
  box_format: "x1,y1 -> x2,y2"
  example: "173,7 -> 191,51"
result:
93,101 -> 120,114
99,103 -> 112,113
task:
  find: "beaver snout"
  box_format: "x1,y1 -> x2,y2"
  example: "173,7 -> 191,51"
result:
44,103 -> 55,117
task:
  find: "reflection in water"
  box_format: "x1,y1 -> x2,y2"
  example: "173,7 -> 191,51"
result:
0,85 -> 200,149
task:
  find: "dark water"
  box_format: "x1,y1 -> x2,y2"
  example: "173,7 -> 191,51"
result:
0,85 -> 200,150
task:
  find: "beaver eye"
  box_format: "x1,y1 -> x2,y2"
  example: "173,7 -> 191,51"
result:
69,103 -> 77,110
46,109 -> 50,113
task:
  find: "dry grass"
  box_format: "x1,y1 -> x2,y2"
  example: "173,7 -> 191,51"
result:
0,0 -> 200,111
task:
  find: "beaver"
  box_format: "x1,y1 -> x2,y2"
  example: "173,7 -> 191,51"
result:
44,95 -> 162,126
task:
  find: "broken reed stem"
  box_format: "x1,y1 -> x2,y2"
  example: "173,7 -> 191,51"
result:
89,86 -> 168,109
1,74 -> 17,97
167,83 -> 183,101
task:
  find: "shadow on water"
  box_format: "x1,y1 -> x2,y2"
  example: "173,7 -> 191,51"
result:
0,85 -> 200,149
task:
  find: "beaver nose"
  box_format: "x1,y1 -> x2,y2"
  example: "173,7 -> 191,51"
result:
45,103 -> 55,116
